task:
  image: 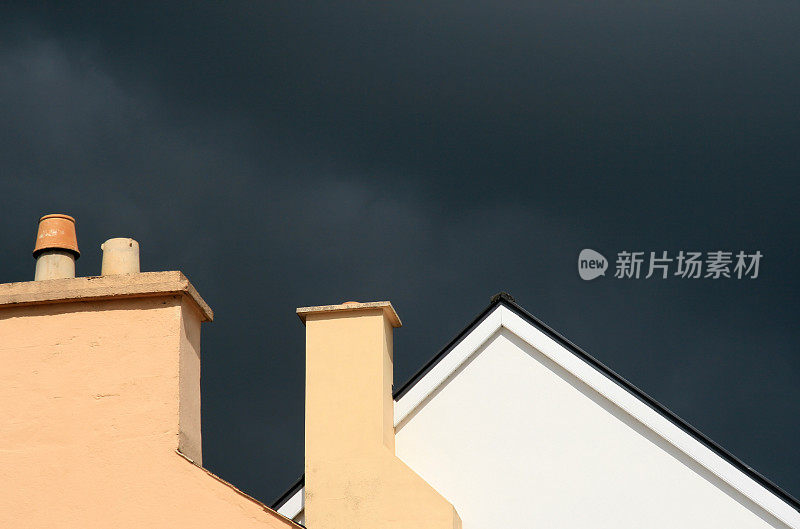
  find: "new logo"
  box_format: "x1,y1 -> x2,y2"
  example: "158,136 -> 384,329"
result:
578,249 -> 608,280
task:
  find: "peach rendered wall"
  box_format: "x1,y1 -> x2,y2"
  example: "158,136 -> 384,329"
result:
0,274 -> 295,529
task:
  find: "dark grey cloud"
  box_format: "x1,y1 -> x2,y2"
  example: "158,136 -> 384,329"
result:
1,0 -> 798,504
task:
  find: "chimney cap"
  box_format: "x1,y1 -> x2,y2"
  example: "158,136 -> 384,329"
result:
296,300 -> 401,327
33,214 -> 80,258
0,270 -> 213,321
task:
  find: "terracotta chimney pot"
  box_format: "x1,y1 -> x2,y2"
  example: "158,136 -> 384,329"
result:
33,214 -> 80,258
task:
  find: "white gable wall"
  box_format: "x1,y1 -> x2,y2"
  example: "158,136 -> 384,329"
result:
395,327 -> 787,528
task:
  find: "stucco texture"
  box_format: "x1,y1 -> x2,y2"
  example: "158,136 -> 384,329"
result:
0,277 -> 295,528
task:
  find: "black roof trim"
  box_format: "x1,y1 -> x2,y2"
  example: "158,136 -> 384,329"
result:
270,475 -> 304,511
271,293 -> 800,514
392,300 -> 501,400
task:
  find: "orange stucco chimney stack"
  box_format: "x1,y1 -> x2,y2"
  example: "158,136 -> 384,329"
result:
298,301 -> 462,529
0,271 -> 211,459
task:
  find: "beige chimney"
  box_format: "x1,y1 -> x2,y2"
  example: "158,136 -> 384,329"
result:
298,301 -> 462,529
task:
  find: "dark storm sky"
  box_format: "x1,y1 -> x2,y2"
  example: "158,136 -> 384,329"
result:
2,1 -> 799,505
